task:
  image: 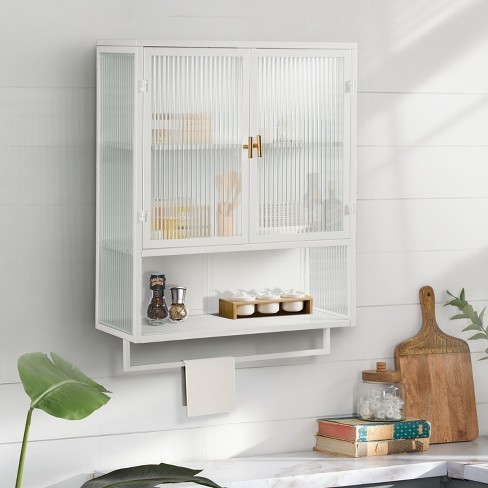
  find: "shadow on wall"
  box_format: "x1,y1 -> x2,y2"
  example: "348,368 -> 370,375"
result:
360,0 -> 488,93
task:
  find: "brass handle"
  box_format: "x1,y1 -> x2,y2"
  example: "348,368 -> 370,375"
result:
255,134 -> 262,157
242,135 -> 263,158
242,136 -> 253,158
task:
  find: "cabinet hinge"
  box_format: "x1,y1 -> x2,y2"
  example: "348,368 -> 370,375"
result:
138,80 -> 148,93
137,210 -> 147,222
345,203 -> 356,215
346,80 -> 356,92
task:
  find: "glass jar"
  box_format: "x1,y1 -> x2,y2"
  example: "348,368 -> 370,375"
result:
146,273 -> 169,325
356,362 -> 405,421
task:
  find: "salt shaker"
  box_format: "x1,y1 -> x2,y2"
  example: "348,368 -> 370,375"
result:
356,362 -> 405,421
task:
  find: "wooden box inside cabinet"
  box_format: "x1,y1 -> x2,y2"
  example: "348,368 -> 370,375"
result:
219,296 -> 313,320
96,40 -> 357,367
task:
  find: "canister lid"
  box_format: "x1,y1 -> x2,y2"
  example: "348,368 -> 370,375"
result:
280,289 -> 306,298
362,361 -> 402,383
257,292 -> 280,300
230,292 -> 255,302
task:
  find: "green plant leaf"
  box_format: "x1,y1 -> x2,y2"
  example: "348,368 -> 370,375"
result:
450,313 -> 468,320
446,290 -> 456,298
480,307 -> 486,324
447,298 -> 465,308
80,463 -> 224,488
467,333 -> 488,341
18,352 -> 110,419
462,304 -> 477,322
462,324 -> 483,332
460,288 -> 466,301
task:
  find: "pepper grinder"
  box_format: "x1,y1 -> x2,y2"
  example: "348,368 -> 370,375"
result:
146,273 -> 169,325
169,286 -> 188,323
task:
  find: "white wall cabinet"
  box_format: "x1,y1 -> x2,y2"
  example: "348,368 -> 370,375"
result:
96,40 -> 357,370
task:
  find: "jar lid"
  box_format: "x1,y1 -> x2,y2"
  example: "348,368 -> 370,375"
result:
362,362 -> 402,382
257,292 -> 280,300
230,292 -> 255,302
280,289 -> 306,298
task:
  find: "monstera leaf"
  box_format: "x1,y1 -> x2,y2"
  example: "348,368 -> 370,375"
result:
16,353 -> 111,488
81,463 -> 224,488
18,352 -> 111,418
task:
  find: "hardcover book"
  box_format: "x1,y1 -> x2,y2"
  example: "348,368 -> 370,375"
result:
316,416 -> 431,442
314,435 -> 430,458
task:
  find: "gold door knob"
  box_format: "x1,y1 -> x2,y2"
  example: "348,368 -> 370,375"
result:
242,135 -> 263,158
255,134 -> 262,157
242,136 -> 253,158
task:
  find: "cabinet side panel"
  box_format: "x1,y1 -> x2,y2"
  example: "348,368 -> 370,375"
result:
97,52 -> 134,334
309,245 -> 349,318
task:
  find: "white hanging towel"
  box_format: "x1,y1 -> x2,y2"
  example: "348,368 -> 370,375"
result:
183,357 -> 235,417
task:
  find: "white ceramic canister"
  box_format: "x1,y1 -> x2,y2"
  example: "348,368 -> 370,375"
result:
231,293 -> 256,316
256,292 -> 280,314
280,290 -> 306,312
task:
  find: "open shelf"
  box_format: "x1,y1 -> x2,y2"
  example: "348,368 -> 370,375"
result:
139,309 -> 349,343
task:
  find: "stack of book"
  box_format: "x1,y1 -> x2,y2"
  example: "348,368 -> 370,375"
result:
314,416 -> 431,457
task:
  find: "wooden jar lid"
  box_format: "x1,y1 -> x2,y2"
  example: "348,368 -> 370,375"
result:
362,361 -> 402,383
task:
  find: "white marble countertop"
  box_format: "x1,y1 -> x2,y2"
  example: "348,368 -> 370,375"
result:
190,436 -> 488,487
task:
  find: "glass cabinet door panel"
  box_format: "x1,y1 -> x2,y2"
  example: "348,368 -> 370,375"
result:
251,50 -> 351,241
144,48 -> 249,247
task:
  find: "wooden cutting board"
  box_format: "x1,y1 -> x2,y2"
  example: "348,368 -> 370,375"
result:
394,285 -> 478,444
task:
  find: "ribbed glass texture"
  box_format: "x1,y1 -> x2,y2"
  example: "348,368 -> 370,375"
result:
151,54 -> 244,240
257,55 -> 344,235
98,53 -> 134,334
309,245 -> 349,316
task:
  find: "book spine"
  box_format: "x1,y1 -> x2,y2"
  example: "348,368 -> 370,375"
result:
357,420 -> 431,442
317,419 -> 431,442
317,423 -> 357,442
314,437 -> 430,458
359,438 -> 429,457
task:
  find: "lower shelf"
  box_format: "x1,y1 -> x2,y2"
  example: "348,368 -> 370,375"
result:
139,309 -> 349,343
97,309 -> 351,371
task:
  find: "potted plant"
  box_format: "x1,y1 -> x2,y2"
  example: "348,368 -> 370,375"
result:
16,352 -> 223,488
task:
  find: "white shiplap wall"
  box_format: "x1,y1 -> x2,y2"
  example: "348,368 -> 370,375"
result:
1,0 -> 488,486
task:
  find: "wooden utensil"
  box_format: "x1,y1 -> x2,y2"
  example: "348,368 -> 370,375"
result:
394,285 -> 478,444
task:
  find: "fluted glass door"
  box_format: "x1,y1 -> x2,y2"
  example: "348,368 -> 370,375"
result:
143,48 -> 249,248
249,49 -> 352,242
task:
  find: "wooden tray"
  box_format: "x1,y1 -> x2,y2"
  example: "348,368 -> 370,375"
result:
219,296 -> 313,320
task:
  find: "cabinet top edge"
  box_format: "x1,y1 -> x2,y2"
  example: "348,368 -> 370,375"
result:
96,39 -> 358,49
